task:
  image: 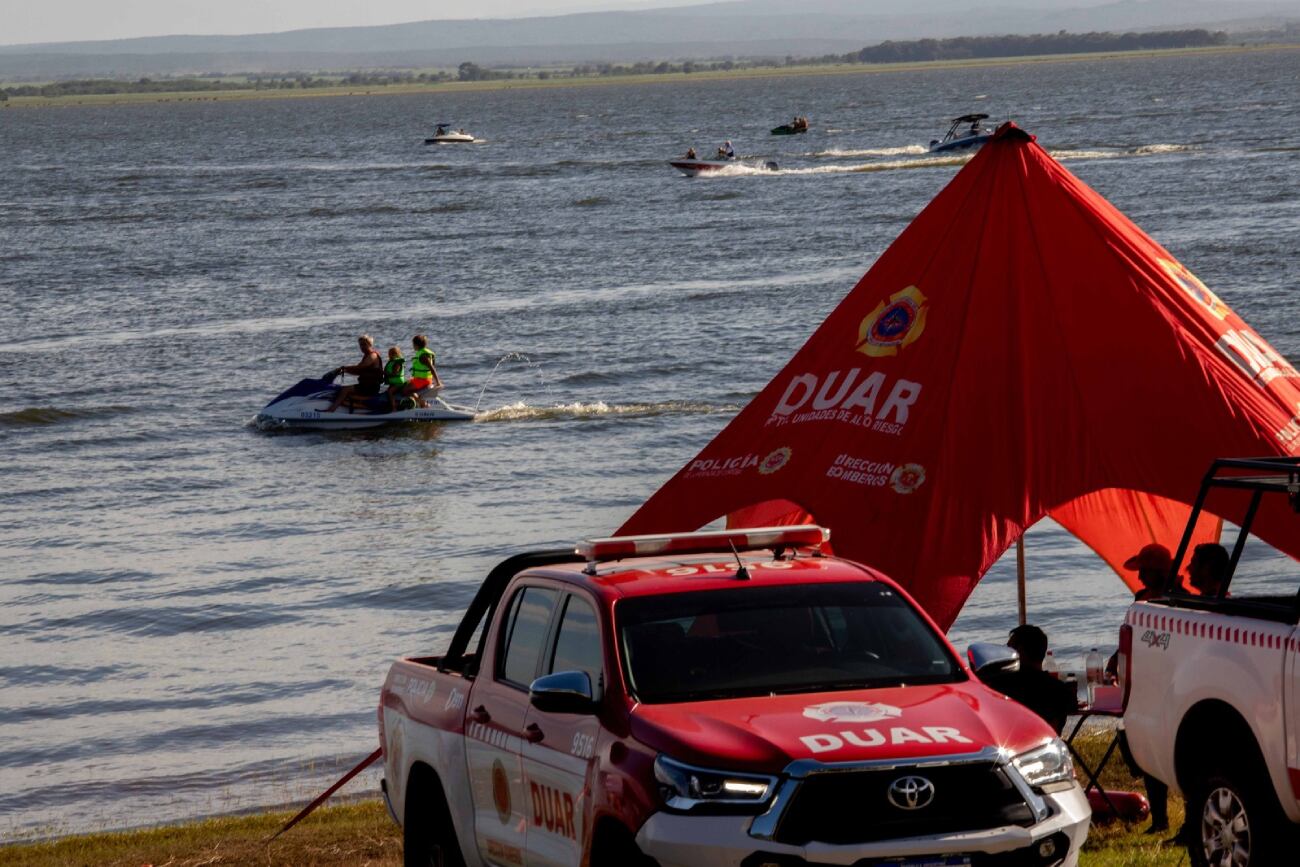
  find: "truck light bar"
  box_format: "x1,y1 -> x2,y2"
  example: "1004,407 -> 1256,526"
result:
576,525 -> 830,571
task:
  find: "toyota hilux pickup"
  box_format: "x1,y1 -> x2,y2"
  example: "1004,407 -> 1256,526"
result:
1120,457 -> 1300,866
379,525 -> 1089,867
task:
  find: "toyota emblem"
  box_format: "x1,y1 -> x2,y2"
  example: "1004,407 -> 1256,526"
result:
887,775 -> 935,810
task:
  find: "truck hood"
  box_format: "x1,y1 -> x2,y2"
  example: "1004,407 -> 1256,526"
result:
629,682 -> 1053,774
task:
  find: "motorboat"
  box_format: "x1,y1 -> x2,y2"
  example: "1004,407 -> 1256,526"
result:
424,124 -> 476,144
256,372 -> 475,430
929,113 -> 993,153
669,157 -> 779,177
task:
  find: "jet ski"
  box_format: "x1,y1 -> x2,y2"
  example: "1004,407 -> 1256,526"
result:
256,372 -> 475,430
771,117 -> 809,135
424,124 -> 476,144
669,158 -> 779,177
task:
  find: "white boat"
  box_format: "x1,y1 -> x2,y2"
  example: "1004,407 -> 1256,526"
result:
669,157 -> 778,177
256,374 -> 475,430
929,113 -> 994,153
425,124 -> 476,144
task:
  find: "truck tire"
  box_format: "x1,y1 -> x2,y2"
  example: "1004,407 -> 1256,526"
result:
1187,768 -> 1287,867
590,820 -> 656,867
404,772 -> 466,867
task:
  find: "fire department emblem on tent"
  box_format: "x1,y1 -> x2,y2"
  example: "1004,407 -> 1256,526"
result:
856,285 -> 928,357
890,463 -> 927,495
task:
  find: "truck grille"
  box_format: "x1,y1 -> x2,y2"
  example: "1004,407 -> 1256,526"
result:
770,762 -> 1036,845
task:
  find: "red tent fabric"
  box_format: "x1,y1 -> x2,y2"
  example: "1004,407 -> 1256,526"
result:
618,124 -> 1300,629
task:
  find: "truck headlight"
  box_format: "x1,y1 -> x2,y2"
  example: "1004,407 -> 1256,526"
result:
653,755 -> 776,812
1011,739 -> 1075,790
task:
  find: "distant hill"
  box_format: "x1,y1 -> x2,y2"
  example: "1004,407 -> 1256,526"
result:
2,0 -> 1297,79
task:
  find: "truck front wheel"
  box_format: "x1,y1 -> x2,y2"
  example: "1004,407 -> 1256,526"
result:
404,768 -> 466,867
1188,770 -> 1286,867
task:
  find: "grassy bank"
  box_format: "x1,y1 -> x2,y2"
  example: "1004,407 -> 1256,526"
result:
3,44 -> 1290,110
0,731 -> 1192,866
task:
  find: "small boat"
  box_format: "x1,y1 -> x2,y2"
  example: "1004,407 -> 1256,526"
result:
929,113 -> 994,153
772,117 -> 810,135
424,124 -> 476,144
256,373 -> 475,430
669,158 -> 779,177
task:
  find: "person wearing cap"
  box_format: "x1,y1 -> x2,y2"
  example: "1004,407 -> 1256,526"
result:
1125,543 -> 1173,600
981,624 -> 1077,734
1113,542 -> 1174,834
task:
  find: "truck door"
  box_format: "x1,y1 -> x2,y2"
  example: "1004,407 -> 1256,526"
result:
1286,623 -> 1300,814
522,592 -> 606,867
466,584 -> 561,867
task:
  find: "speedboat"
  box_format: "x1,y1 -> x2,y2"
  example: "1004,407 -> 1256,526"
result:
424,124 -> 476,144
929,113 -> 993,153
669,158 -> 779,177
256,372 -> 475,430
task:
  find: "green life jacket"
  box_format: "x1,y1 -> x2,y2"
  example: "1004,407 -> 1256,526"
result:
384,357 -> 406,387
411,346 -> 436,380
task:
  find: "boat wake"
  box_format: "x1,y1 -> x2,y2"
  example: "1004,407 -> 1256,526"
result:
0,405 -> 134,428
473,400 -> 737,423
702,143 -> 1197,179
810,145 -> 927,158
1049,143 -> 1197,161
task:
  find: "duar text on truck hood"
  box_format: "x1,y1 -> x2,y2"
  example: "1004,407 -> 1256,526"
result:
629,682 -> 1054,773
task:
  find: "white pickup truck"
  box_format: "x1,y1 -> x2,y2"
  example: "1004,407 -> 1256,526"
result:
1120,456 -> 1300,867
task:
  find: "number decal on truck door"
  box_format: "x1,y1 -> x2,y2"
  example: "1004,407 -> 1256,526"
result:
571,732 -> 595,759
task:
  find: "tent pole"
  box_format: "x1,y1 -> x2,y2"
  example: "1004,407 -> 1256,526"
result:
1016,535 -> 1027,626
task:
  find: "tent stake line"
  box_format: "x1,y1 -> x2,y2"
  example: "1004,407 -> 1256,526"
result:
268,747 -> 382,842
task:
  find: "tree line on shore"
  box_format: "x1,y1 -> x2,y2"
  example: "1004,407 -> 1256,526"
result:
0,29 -> 1230,100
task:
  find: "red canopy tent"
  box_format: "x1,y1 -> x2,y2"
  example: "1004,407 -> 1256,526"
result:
619,124 -> 1300,630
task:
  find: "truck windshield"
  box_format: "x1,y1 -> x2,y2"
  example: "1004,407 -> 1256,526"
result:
618,582 -> 962,703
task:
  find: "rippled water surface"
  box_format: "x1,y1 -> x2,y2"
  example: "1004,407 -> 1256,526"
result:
2,48 -> 1298,836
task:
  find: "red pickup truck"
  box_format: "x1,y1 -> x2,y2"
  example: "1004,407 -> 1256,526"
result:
378,526 -> 1089,867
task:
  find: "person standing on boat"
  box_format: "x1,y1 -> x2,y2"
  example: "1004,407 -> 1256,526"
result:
383,345 -> 407,413
326,335 -> 384,413
397,334 -> 443,408
718,141 -> 735,159
685,147 -> 697,160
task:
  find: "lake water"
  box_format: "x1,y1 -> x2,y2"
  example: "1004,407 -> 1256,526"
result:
2,48 -> 1298,837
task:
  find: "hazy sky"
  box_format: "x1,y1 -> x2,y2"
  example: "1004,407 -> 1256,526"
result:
5,0 -> 707,46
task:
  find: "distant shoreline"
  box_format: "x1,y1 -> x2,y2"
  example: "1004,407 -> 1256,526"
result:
3,44 -> 1292,110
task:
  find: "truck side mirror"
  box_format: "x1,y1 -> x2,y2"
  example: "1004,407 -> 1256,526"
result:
529,671 -> 596,715
967,642 -> 1020,678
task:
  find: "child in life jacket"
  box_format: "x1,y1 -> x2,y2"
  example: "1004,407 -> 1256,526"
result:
384,346 -> 408,412
398,334 -> 443,409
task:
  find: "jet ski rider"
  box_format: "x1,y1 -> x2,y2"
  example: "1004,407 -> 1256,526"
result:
326,335 -> 384,413
396,334 -> 443,409
384,346 -> 407,412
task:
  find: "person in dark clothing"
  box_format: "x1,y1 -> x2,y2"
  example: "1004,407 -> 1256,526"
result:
1188,542 -> 1231,597
326,335 -> 384,413
983,624 -> 1078,734
1112,543 -> 1174,833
